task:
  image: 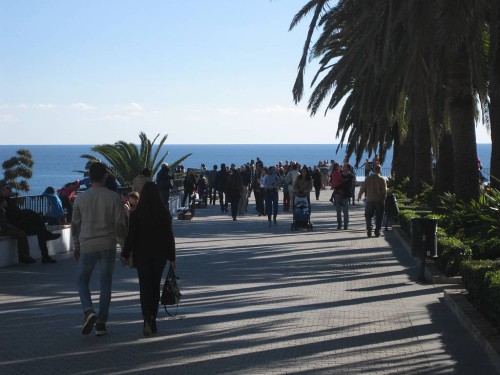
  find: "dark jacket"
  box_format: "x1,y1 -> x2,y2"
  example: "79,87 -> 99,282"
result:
123,208 -> 175,261
215,169 -> 229,192
156,167 -> 173,191
227,171 -> 243,198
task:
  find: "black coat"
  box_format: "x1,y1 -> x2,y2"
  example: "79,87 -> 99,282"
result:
123,209 -> 175,261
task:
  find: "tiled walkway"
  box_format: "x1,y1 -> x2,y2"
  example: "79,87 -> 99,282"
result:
0,191 -> 496,374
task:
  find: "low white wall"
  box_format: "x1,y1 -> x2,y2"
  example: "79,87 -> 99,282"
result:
0,225 -> 73,268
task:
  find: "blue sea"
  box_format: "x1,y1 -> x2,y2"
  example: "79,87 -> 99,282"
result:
0,144 -> 492,195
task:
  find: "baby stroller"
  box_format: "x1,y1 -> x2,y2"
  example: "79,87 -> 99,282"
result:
291,194 -> 313,231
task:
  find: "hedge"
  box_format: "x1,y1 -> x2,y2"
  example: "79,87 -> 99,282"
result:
461,260 -> 500,330
435,235 -> 472,276
471,238 -> 500,260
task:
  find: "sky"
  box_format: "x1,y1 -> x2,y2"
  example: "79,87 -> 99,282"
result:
0,0 -> 492,145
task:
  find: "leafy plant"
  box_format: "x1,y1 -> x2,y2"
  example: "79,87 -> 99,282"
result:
438,189 -> 500,242
2,149 -> 34,193
79,132 -> 191,186
436,235 -> 472,276
388,176 -> 411,200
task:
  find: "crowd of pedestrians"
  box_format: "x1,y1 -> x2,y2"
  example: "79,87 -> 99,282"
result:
0,154 -> 386,339
178,156 -> 385,235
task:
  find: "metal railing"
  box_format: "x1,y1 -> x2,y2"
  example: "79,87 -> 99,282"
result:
10,195 -> 49,216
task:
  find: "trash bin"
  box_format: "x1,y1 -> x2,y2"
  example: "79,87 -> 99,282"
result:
411,218 -> 438,258
424,218 -> 438,258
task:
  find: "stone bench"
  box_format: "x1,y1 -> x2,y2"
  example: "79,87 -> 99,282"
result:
0,224 -> 73,267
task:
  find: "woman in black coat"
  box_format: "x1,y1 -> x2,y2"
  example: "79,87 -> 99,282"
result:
312,166 -> 323,200
122,181 -> 176,336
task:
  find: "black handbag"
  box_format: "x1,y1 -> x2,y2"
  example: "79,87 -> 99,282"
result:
160,267 -> 181,317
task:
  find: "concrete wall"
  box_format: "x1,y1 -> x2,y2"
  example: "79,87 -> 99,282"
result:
0,225 -> 72,268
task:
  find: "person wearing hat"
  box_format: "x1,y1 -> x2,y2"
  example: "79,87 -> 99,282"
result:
0,180 -> 59,263
263,165 -> 281,226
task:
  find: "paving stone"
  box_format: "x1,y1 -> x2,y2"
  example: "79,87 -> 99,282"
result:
0,191 -> 497,374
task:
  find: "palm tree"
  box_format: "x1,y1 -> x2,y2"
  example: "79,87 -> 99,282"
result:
290,0 -> 436,194
290,0 -> 491,201
488,0 -> 500,189
80,132 -> 191,186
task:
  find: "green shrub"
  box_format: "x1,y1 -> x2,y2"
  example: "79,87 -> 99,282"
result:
399,209 -> 418,235
436,236 -> 472,276
460,260 -> 500,330
471,238 -> 500,260
461,260 -> 500,303
486,272 -> 500,329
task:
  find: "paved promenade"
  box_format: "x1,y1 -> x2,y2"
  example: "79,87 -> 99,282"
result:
0,191 -> 497,374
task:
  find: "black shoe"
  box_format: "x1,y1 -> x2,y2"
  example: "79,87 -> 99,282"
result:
45,232 -> 61,241
329,198 -> 334,203
344,226 -> 348,230
19,256 -> 36,264
143,317 -> 153,337
375,230 -> 381,237
42,256 -> 57,264
337,225 -> 342,230
82,310 -> 97,335
152,317 -> 157,334
367,229 -> 372,237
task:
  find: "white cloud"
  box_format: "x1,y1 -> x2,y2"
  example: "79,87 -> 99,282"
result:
217,108 -> 239,116
33,104 -> 58,109
0,104 -> 11,109
124,102 -> 144,111
252,105 -> 307,115
70,103 -> 95,110
0,114 -> 19,122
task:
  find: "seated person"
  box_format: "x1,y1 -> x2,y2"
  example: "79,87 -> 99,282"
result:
0,180 -> 60,264
0,195 -> 36,264
43,186 -> 65,225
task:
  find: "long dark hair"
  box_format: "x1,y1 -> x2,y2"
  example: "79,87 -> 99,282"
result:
134,181 -> 171,225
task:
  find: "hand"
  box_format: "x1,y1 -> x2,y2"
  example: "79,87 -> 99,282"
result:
74,250 -> 80,262
170,260 -> 176,270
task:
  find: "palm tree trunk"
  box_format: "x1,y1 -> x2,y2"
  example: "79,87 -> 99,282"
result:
394,125 -> 414,190
436,132 -> 454,195
489,2 -> 500,189
447,44 -> 480,201
409,97 -> 434,195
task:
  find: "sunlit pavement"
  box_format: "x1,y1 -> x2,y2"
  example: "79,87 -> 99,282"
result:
0,191 -> 496,374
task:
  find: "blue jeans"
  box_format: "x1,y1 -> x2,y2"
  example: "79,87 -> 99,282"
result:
265,189 -> 279,219
365,201 -> 385,231
335,193 -> 349,227
77,248 -> 116,324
